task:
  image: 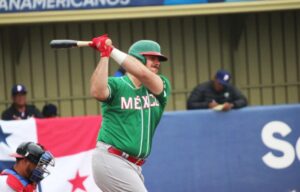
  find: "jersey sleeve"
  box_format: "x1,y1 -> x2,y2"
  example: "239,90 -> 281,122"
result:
154,75 -> 171,108
1,110 -> 11,120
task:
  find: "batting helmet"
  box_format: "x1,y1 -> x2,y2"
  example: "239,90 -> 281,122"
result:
128,40 -> 168,64
11,142 -> 55,183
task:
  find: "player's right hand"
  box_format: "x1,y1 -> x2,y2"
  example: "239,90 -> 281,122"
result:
208,100 -> 219,109
90,34 -> 113,57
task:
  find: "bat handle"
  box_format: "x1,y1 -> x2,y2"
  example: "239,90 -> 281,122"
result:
77,41 -> 92,47
85,39 -> 112,47
75,39 -> 112,47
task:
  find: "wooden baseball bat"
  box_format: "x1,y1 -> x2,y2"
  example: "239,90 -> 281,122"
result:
49,39 -> 112,49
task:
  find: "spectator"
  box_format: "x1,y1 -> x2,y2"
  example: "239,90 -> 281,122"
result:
187,69 -> 247,111
0,142 -> 55,192
1,84 -> 43,120
42,104 -> 58,118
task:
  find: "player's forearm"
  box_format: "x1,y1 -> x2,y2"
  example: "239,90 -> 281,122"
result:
187,92 -> 210,109
111,49 -> 163,94
187,101 -> 209,109
90,57 -> 109,101
233,98 -> 248,108
125,56 -> 163,93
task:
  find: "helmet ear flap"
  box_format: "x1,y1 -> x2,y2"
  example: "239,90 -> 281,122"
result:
29,151 -> 55,183
129,52 -> 146,64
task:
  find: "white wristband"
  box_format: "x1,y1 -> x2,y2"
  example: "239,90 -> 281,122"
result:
111,48 -> 127,65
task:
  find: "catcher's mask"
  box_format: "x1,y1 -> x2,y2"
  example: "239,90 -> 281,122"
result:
128,40 -> 168,64
11,142 -> 55,183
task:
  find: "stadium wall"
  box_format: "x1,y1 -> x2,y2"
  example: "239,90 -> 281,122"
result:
143,104 -> 300,192
0,10 -> 300,116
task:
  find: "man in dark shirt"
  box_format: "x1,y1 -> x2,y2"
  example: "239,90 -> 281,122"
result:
187,70 -> 247,111
1,84 -> 43,120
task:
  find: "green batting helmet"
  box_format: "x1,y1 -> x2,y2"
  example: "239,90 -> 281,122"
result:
128,40 -> 168,64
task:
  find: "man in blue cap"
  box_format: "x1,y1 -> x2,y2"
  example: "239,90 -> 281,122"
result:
1,84 -> 43,120
187,69 -> 248,111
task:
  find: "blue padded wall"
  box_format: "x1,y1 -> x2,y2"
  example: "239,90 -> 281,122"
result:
143,105 -> 300,192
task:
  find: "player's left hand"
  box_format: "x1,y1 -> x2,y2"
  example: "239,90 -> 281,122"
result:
90,34 -> 113,57
222,102 -> 234,111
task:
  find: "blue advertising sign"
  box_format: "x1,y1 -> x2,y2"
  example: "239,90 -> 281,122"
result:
143,105 -> 300,192
0,0 -> 255,13
0,0 -> 148,13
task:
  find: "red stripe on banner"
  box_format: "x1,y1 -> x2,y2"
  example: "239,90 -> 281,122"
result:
36,116 -> 101,157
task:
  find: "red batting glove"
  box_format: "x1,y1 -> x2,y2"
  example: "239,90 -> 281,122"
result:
89,34 -> 113,57
101,45 -> 113,57
89,34 -> 108,50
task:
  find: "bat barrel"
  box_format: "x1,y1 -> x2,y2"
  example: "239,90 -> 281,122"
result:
50,40 -> 78,48
50,39 -> 108,49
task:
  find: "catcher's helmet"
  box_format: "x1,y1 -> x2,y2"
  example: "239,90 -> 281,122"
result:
12,142 -> 45,164
11,142 -> 55,183
128,40 -> 168,64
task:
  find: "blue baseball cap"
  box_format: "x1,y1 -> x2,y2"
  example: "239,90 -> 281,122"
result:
215,70 -> 231,85
11,84 -> 27,96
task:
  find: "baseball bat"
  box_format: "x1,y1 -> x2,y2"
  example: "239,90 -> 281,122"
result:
49,39 -> 112,49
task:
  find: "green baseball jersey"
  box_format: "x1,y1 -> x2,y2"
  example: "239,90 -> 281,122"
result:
98,75 -> 171,158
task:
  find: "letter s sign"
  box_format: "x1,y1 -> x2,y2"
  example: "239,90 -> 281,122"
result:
261,121 -> 300,169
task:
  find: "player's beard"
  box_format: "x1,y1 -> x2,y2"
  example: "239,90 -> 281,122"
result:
151,64 -> 160,74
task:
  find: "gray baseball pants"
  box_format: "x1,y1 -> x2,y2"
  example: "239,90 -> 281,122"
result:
92,141 -> 148,192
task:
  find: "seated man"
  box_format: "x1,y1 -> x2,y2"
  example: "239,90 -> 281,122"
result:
1,84 -> 43,120
187,69 -> 248,111
0,142 -> 55,192
42,104 -> 58,118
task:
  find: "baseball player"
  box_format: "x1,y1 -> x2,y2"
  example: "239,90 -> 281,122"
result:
89,34 -> 171,191
0,142 -> 55,192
